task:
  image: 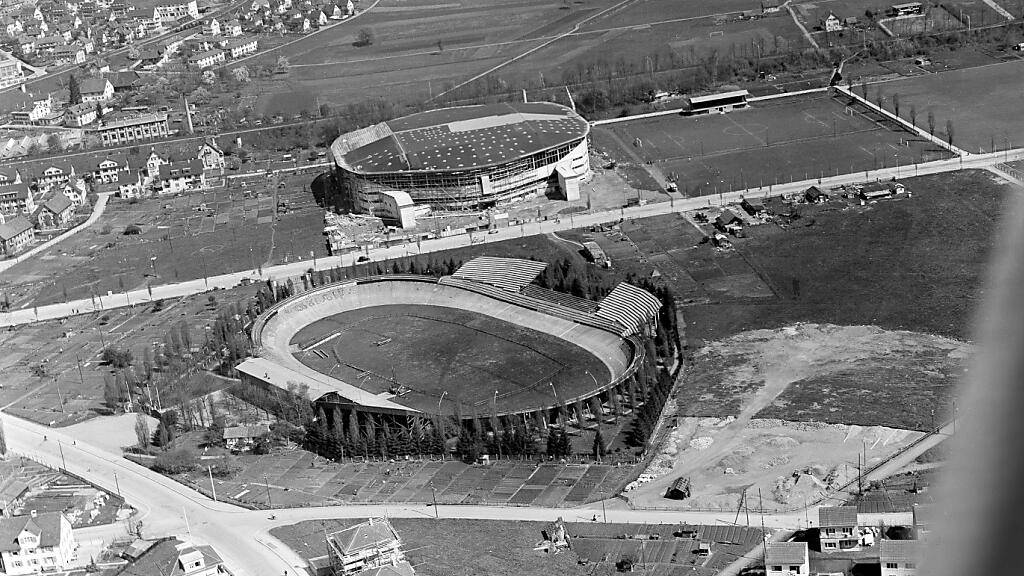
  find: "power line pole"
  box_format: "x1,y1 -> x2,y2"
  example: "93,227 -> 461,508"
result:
208,466 -> 217,502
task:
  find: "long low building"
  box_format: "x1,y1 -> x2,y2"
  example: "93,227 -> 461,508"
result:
96,113 -> 170,146
329,101 -> 591,212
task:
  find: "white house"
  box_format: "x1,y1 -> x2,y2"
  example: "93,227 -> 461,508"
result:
0,512 -> 75,575
821,12 -> 844,32
188,48 -> 225,69
765,542 -> 809,576
202,18 -> 221,36
818,506 -> 860,552
223,37 -> 257,58
223,424 -> 270,451
879,539 -> 921,576
154,0 -> 199,22
79,77 -> 114,102
221,19 -> 243,36
196,140 -> 225,172
156,159 -> 206,194
120,538 -> 229,576
10,94 -> 53,124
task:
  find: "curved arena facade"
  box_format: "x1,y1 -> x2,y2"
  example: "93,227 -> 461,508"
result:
330,102 -> 591,211
237,259 -> 662,427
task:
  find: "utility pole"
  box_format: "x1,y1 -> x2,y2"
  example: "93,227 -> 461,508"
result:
114,472 -> 121,498
54,377 -> 64,413
264,473 -> 273,508
208,466 -> 217,501
431,485 -> 438,518
58,441 -> 67,471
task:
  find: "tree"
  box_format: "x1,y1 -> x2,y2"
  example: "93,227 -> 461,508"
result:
103,373 -> 121,409
46,133 -> 62,152
909,105 -> 917,128
231,66 -> 250,83
946,120 -> 955,147
892,93 -> 900,118
0,419 -> 7,456
355,28 -> 375,47
592,427 -> 606,461
927,109 -> 936,136
68,74 -> 81,105
275,55 -> 289,73
102,347 -> 133,368
134,412 -> 150,450
152,447 -> 199,473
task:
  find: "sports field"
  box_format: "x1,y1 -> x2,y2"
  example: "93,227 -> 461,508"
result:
872,58 -> 1024,153
291,304 -> 611,414
594,93 -> 950,195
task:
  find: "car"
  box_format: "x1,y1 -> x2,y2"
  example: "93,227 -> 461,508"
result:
356,255 -> 370,262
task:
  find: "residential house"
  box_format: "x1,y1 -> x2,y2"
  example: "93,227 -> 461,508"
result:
879,539 -> 920,576
60,176 -> 89,206
0,169 -> 22,186
2,15 -> 24,37
94,156 -> 128,182
889,2 -> 924,17
80,77 -> 114,102
154,0 -> 199,23
222,424 -> 270,451
357,563 -> 416,576
202,17 -> 220,35
35,194 -> 74,229
156,159 -> 206,194
0,215 -> 35,256
326,518 -> 405,576
16,35 -> 36,55
0,183 -> 34,215
818,506 -> 860,552
765,542 -> 809,576
33,164 -> 77,189
821,12 -> 844,32
221,18 -> 243,36
761,0 -> 781,14
108,71 -> 142,92
34,35 -> 63,53
64,102 -> 97,127
188,48 -> 225,69
223,36 -> 257,58
113,173 -> 143,198
308,9 -> 328,27
0,51 -> 23,90
9,94 -> 53,124
50,45 -> 86,66
96,112 -> 169,146
912,504 -> 933,539
118,537 -> 230,576
196,139 -> 225,172
714,209 -> 743,234
0,510 -> 73,569
860,181 -> 905,201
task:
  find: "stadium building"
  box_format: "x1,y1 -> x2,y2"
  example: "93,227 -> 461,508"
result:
329,102 -> 591,213
237,258 -> 660,431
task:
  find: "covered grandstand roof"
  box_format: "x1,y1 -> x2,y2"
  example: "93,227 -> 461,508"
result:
452,256 -> 548,292
333,102 -> 589,174
595,283 -> 662,336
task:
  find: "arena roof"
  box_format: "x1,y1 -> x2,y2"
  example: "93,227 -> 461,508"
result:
334,102 -> 589,175
595,283 -> 662,336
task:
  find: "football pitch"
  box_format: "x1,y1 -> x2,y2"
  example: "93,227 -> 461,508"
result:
594,93 -> 952,196
290,304 -> 611,414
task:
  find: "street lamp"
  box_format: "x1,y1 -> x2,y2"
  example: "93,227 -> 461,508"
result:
437,391 -> 447,415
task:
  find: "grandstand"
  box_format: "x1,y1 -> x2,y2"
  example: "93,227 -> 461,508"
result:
330,102 -> 591,212
237,258 -> 661,426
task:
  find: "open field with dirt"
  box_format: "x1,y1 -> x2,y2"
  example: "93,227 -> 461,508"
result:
272,518 -> 764,576
182,453 -> 635,509
593,93 -> 950,195
871,58 -> 1024,153
0,171 -> 327,308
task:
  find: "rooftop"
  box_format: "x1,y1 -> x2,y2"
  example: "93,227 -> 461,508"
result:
819,505 -> 859,527
765,542 -> 808,565
117,538 -> 224,576
328,518 -> 400,556
98,112 -> 168,130
0,216 -> 32,241
42,193 -> 73,214
334,102 -> 588,174
0,512 -> 65,552
878,539 -> 921,562
223,424 -> 270,439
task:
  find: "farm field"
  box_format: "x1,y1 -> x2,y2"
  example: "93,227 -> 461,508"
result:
181,453 -> 635,509
593,93 -> 949,195
271,518 -> 764,576
0,170 -> 327,308
871,58 -> 1024,153
293,304 -> 611,414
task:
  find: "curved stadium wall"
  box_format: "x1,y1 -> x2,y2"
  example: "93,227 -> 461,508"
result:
330,103 -> 592,211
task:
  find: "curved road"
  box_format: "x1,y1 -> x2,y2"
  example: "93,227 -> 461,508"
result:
4,412 -> 914,576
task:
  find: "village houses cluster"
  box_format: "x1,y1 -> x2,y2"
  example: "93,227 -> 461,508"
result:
0,138 -> 224,256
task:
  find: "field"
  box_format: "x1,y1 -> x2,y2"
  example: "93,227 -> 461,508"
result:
293,304 -> 611,414
871,58 -> 1024,153
0,170 -> 327,308
593,93 -> 950,195
181,453 -> 635,508
271,518 -> 764,576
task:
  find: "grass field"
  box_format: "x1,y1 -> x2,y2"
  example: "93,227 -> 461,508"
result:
271,518 -> 764,576
871,58 -> 1024,153
0,171 -> 327,308
293,304 -> 611,414
593,93 -> 950,196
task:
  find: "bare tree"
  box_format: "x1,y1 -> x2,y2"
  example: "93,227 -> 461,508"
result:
927,110 -> 936,136
946,120 -> 955,147
892,93 -> 900,118
909,105 -> 917,127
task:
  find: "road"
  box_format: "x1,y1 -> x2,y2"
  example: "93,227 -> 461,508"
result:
5,410 -> 914,576
3,147 -> 1022,327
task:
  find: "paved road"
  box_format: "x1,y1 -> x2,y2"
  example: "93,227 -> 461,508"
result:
5,411 -> 913,576
0,192 -> 111,274
3,147 -> 1022,327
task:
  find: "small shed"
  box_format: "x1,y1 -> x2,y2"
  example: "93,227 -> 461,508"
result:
715,209 -> 743,234
805,186 -> 828,203
741,198 -> 766,216
665,476 -> 691,500
223,424 -> 271,451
